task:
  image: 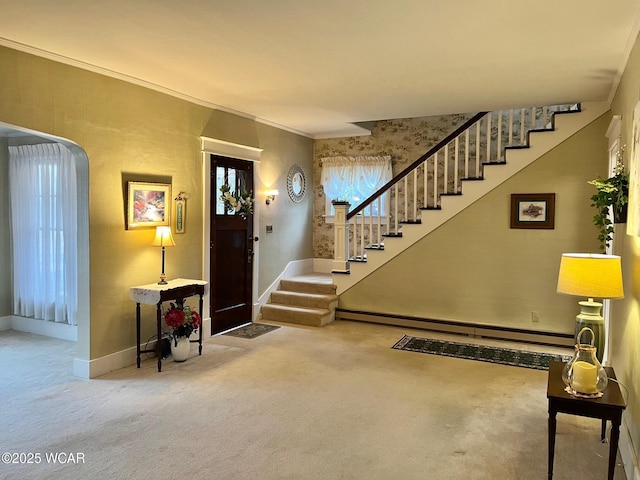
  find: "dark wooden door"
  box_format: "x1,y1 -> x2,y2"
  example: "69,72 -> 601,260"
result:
210,155 -> 254,334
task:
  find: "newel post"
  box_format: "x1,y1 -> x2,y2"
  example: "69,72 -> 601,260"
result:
332,202 -> 350,273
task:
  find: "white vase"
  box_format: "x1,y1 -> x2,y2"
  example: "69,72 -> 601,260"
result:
171,336 -> 190,362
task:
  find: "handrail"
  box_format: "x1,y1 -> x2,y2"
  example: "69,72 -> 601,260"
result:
346,111 -> 488,220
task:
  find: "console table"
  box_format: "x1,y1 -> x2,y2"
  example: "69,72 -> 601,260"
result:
547,361 -> 626,479
130,278 -> 208,372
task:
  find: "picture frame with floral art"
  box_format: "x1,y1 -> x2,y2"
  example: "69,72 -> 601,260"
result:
127,182 -> 171,230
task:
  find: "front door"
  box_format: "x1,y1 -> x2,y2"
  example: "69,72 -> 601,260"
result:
210,155 -> 254,334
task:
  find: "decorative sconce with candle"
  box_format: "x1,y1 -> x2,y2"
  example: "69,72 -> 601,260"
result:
265,189 -> 279,205
556,253 -> 624,362
152,226 -> 175,284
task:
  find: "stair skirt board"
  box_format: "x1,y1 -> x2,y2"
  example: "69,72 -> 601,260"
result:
336,309 -> 574,348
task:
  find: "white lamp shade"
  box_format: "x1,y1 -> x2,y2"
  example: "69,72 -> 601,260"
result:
152,226 -> 176,247
557,253 -> 624,299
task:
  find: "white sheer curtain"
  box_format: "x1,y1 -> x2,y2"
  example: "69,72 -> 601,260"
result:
321,155 -> 392,214
9,143 -> 78,325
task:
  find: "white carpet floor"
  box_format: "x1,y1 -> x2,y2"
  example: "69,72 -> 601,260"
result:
0,320 -> 626,479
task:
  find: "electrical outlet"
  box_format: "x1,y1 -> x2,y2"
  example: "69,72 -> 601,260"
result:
531,311 -> 540,323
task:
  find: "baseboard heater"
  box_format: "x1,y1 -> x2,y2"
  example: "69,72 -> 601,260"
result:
336,309 -> 574,348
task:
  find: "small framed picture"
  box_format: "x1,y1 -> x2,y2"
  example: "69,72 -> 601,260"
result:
510,193 -> 555,229
127,182 -> 171,229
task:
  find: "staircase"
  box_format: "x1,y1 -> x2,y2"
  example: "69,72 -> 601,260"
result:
332,101 -> 610,295
261,274 -> 338,327
260,101 -> 609,328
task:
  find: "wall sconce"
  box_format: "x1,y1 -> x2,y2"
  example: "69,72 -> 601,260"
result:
265,189 -> 279,205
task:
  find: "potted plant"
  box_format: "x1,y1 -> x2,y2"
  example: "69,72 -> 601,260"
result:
164,299 -> 201,362
588,153 -> 629,252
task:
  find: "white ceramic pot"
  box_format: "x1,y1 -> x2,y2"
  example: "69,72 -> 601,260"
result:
171,336 -> 190,362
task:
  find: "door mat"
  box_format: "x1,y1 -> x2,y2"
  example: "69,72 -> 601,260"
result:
224,323 -> 280,339
392,335 -> 571,370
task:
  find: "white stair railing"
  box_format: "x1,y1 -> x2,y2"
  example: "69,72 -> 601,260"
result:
333,103 -> 579,271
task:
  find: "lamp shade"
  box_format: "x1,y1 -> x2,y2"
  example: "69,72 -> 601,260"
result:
152,226 -> 176,247
557,253 -> 624,299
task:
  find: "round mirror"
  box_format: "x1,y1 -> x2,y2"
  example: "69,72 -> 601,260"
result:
287,164 -> 306,202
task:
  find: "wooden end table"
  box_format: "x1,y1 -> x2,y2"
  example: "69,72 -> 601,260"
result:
130,278 -> 208,372
547,361 -> 626,479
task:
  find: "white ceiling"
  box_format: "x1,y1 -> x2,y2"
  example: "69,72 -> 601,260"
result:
1,1 -> 640,138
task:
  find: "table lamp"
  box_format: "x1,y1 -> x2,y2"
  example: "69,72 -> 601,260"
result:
152,226 -> 176,285
556,253 -> 624,361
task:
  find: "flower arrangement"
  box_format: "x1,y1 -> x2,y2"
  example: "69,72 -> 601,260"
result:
220,184 -> 254,218
588,148 -> 629,252
164,299 -> 201,345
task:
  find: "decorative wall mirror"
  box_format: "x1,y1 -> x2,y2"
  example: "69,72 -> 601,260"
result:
287,164 -> 306,202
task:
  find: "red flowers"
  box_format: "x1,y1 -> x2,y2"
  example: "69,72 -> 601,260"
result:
164,300 -> 201,339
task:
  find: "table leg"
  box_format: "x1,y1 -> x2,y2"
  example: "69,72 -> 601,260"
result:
156,303 -> 162,372
608,420 -> 621,480
601,419 -> 607,443
548,408 -> 557,479
136,303 -> 141,368
198,293 -> 203,355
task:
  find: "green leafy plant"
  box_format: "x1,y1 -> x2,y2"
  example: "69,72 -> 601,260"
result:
588,153 -> 629,252
220,183 -> 254,218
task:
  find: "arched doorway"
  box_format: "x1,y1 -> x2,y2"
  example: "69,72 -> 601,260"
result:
0,121 -> 90,377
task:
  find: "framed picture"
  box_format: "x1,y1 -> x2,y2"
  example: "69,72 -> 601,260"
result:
127,182 -> 171,229
510,193 -> 555,229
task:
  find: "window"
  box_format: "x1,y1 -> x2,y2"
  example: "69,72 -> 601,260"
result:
9,143 -> 78,325
320,156 -> 392,220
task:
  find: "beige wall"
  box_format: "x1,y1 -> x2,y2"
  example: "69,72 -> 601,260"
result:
609,31 -> 640,472
339,114 -> 609,335
0,46 -> 313,359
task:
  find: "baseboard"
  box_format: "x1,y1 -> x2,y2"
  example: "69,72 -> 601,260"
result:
9,315 -> 78,341
76,316 -> 212,379
336,309 -> 574,348
619,417 -> 640,480
0,316 -> 11,330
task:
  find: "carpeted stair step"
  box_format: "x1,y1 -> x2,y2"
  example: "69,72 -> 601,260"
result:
279,279 -> 337,295
261,303 -> 334,327
271,290 -> 338,310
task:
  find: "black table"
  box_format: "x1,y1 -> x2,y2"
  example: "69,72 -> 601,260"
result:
547,361 -> 626,479
130,279 -> 207,372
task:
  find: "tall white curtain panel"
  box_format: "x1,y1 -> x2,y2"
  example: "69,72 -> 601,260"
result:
9,143 -> 78,325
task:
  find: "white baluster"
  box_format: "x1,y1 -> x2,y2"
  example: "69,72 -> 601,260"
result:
423,160 -> 428,208
543,106 -> 548,128
377,197 -> 382,247
509,109 -> 514,145
497,110 -> 503,162
486,112 -> 492,162
413,169 -> 418,221
433,151 -> 438,208
454,136 -> 460,192
394,183 -> 399,234
476,119 -> 481,177
443,144 -> 449,194
464,129 -> 470,179
360,211 -> 365,260
403,176 -> 408,223
520,108 -> 526,146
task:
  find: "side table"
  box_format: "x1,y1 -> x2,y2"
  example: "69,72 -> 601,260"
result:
130,278 -> 208,372
547,361 -> 626,479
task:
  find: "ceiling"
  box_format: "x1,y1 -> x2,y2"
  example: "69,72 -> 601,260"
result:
1,1 -> 640,138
